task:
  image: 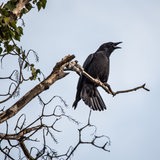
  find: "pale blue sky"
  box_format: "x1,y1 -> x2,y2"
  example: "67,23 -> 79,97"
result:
1,0 -> 160,160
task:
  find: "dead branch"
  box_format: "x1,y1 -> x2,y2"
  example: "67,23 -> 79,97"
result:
65,60 -> 150,96
19,140 -> 35,160
18,140 -> 33,160
0,54 -> 75,124
105,83 -> 150,96
0,95 -> 76,159
56,110 -> 110,160
0,125 -> 42,140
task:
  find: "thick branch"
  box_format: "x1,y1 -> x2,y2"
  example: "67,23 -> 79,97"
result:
12,0 -> 30,17
0,125 -> 42,140
0,55 -> 75,124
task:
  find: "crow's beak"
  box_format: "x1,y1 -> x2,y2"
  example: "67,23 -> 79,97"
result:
114,42 -> 122,49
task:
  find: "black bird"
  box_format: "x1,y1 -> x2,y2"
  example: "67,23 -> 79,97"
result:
73,42 -> 122,111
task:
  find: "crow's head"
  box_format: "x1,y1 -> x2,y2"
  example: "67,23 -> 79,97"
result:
97,42 -> 122,55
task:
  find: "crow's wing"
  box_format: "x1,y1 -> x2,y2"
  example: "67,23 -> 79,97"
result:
83,53 -> 94,69
72,53 -> 94,109
77,53 -> 94,89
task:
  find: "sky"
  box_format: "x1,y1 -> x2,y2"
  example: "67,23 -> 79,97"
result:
1,0 -> 160,160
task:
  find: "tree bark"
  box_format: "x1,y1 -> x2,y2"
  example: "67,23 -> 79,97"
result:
0,55 -> 75,124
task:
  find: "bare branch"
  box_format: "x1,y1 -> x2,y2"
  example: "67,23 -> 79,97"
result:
0,147 -> 15,160
19,140 -> 34,160
65,60 -> 150,96
57,110 -> 110,160
0,94 -> 74,159
0,125 -> 43,140
106,83 -> 150,96
0,55 -> 75,124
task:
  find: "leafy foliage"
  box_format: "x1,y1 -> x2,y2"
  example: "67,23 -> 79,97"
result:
33,0 -> 47,11
0,0 -> 47,79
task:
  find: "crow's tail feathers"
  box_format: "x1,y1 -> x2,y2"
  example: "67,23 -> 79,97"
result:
72,89 -> 81,109
72,99 -> 78,109
81,84 -> 106,111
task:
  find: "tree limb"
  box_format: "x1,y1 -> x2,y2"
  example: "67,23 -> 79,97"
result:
105,83 -> 150,96
19,140 -> 34,160
12,0 -> 30,17
65,60 -> 150,96
0,54 -> 75,124
0,125 -> 42,140
0,55 -> 149,125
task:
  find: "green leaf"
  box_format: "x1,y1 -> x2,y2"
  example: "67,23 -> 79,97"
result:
36,1 -> 41,11
36,0 -> 47,11
29,65 -> 41,81
16,26 -> 23,35
15,46 -> 21,54
36,69 -> 41,74
1,9 -> 10,17
20,8 -> 28,17
26,3 -> 33,11
29,76 -> 34,80
0,47 -> 3,54
6,44 -> 14,53
24,62 -> 29,69
10,20 -> 17,29
33,0 -> 38,4
41,0 -> 47,9
4,1 -> 16,11
4,17 -> 10,24
14,33 -> 21,41
30,64 -> 34,68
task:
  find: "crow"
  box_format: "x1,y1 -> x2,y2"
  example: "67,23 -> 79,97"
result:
73,42 -> 122,111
